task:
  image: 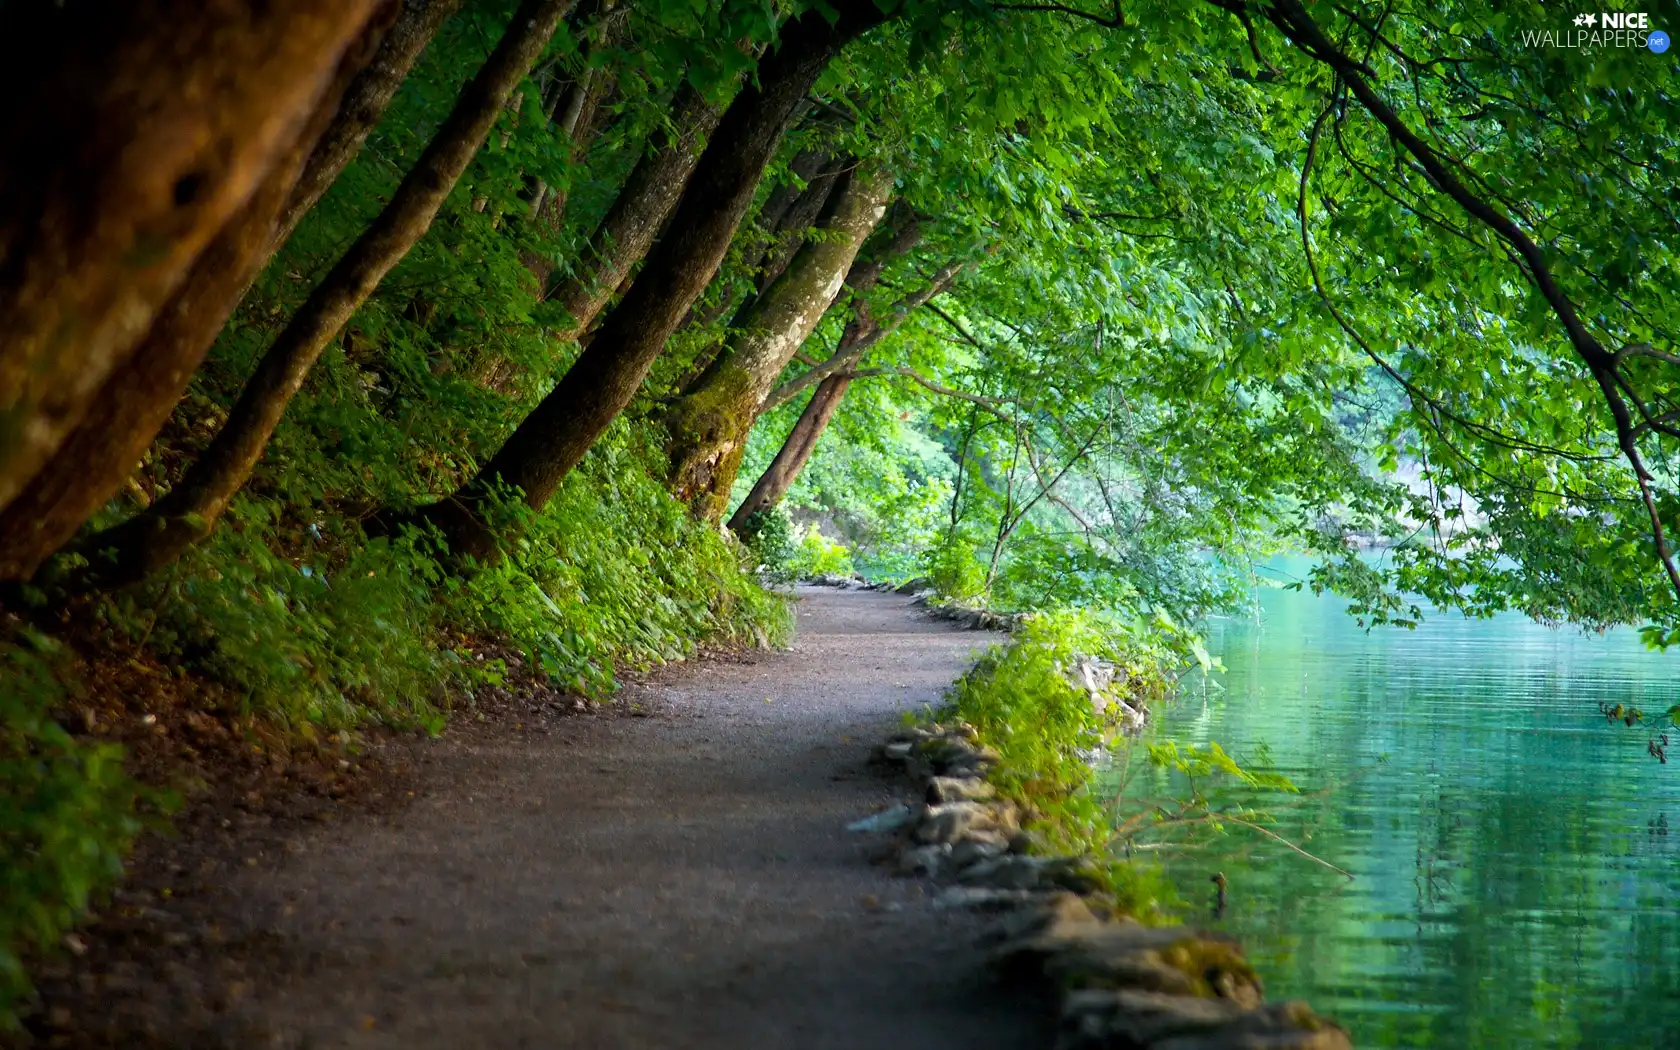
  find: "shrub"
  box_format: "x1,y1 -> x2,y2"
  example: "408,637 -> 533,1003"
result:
441,428 -> 791,696
740,506 -> 798,582
0,637 -> 149,1030
921,532 -> 987,603
787,522 -> 854,578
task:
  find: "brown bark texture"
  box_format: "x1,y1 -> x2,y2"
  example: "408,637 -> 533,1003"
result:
0,15 -> 396,582
276,0 -> 468,248
420,0 -> 889,560
661,163 -> 895,522
0,0 -> 382,520
727,372 -> 852,532
678,149 -> 838,338
543,81 -> 727,342
81,0 -> 579,586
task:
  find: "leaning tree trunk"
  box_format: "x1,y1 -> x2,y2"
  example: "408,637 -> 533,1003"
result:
0,15 -> 400,582
418,0 -> 888,560
661,163 -> 894,521
728,371 -> 852,531
0,0 -> 383,519
79,0 -> 578,587
677,148 -> 837,337
542,80 -> 727,342
275,0 -> 467,247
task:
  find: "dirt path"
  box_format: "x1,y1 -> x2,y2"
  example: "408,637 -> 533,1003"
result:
205,585 -> 1044,1049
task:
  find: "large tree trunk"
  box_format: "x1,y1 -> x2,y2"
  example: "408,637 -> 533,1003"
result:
676,148 -> 837,337
728,372 -> 852,531
79,0 -> 578,587
0,16 -> 399,583
276,0 -> 467,247
661,163 -> 894,521
0,0 -> 383,520
418,0 -> 888,560
542,81 -> 727,342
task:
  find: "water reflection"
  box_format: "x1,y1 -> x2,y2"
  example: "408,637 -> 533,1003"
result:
1142,563 -> 1680,1048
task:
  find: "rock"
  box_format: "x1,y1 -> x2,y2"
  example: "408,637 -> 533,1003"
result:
1152,1002 -> 1353,1050
982,891 -> 1100,944
958,854 -> 1052,891
950,836 -> 1009,869
896,843 -> 952,877
915,800 -> 1019,844
875,741 -> 915,764
1058,988 -> 1250,1049
996,920 -> 1262,1007
847,804 -> 920,833
926,775 -> 997,805
895,577 -> 933,594
935,886 -> 1067,911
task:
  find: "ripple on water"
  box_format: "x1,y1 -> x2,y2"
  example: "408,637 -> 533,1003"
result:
1136,564 -> 1680,1049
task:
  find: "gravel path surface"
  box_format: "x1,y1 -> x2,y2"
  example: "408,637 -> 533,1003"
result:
215,585 -> 1046,1049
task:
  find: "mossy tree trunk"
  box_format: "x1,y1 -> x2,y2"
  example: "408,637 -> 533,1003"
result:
419,0 -> 888,560
0,0 -> 383,521
0,14 -> 404,582
661,163 -> 895,522
677,149 -> 838,339
78,0 -> 579,587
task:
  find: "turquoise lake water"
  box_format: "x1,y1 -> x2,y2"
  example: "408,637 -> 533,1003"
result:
1143,564 -> 1680,1048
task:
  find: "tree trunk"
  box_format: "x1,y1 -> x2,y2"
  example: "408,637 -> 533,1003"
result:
420,0 -> 887,559
661,163 -> 894,521
79,0 -> 578,586
676,148 -> 836,337
728,372 -> 851,531
275,0 -> 467,248
542,80 -> 726,341
0,17 -> 392,582
0,0 -> 383,519
517,2 -> 626,293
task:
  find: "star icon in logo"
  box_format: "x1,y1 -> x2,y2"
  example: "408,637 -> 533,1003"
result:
1583,12 -> 1598,26
1574,13 -> 1587,24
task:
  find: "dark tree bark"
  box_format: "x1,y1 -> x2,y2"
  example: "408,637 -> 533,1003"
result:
276,0 -> 468,247
0,0 -> 383,519
414,1 -> 888,560
678,148 -> 837,337
660,163 -> 894,521
79,0 -> 579,586
0,17 -> 396,582
541,80 -> 728,342
727,371 -> 852,532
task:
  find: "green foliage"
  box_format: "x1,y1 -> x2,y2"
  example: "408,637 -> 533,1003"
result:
920,532 -> 986,603
94,511 -> 448,732
740,507 -> 799,582
788,522 -> 855,579
0,638 -> 150,1030
737,507 -> 857,583
943,609 -> 1192,822
935,608 -> 1297,917
442,427 -> 790,695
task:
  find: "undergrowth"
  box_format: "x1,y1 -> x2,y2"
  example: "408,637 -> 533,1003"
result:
0,637 -> 155,1032
1,425 -> 787,1027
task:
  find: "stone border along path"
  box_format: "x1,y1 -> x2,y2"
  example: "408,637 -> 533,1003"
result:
188,584 -> 1049,1048
864,726 -> 1353,1050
